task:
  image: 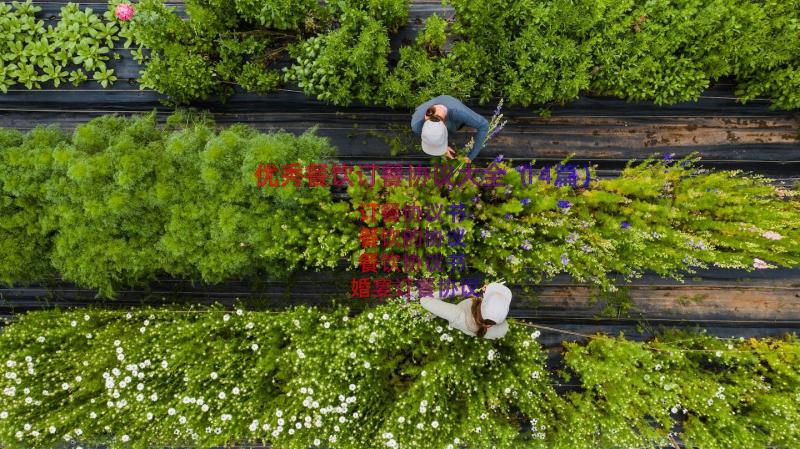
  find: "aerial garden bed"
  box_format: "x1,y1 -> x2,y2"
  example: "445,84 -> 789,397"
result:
0,111 -> 797,297
2,0 -> 799,109
0,301 -> 798,449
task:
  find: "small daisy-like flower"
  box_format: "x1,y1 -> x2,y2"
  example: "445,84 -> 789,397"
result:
480,229 -> 490,238
487,350 -> 495,361
753,258 -> 769,269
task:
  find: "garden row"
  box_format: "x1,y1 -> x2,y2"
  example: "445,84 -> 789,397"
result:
3,0 -> 799,109
1,111 -> 798,298
0,301 -> 798,449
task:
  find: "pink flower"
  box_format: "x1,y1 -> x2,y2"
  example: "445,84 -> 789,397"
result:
753,258 -> 769,269
761,231 -> 783,240
115,3 -> 135,21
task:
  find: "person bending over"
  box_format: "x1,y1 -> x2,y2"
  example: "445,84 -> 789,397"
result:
410,95 -> 490,164
417,282 -> 512,339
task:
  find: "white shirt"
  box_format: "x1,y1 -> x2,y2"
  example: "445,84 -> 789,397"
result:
419,295 -> 509,339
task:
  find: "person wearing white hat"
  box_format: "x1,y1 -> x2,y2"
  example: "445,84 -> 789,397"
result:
410,95 -> 490,163
416,282 -> 512,339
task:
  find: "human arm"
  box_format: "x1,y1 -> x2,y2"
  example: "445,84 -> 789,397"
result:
419,290 -> 465,324
467,114 -> 490,161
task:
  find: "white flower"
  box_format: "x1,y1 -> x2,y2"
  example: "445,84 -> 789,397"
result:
251,344 -> 259,351
233,387 -> 240,395
707,399 -> 713,405
339,416 -> 346,423
276,410 -> 283,417
313,439 -> 321,446
671,407 -> 678,414
236,308 -> 244,316
349,352 -> 356,359
349,384 -> 356,391
715,351 -> 722,357
161,360 -> 168,369
37,336 -> 45,343
296,349 -> 306,359
382,313 -> 390,320
762,231 -> 783,240
246,322 -> 254,329
487,349 -> 495,361
218,392 -> 226,400
368,313 -> 374,320
121,435 -> 129,442
70,320 -> 77,327
432,420 -> 439,428
363,361 -> 370,369
532,371 -> 541,379
323,322 -> 331,329
293,319 -> 300,327
0,411 -> 7,419
655,364 -> 661,371
398,416 -> 405,423
179,416 -> 187,424
531,330 -> 541,339
223,314 -> 230,322
150,393 -> 158,401
147,413 -> 153,420
210,372 -> 218,380
416,422 -> 424,429
62,382 -> 70,390
168,408 -> 176,415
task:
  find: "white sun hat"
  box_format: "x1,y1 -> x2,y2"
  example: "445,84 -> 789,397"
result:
481,283 -> 512,323
420,120 -> 448,156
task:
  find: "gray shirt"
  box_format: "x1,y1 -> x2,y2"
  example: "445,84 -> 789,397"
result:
410,95 -> 490,161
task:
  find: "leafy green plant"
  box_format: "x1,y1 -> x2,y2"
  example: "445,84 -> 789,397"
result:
0,303 -> 797,448
284,9 -> 390,105
1,114 -> 799,296
418,13 -> 448,53
0,0 -> 122,92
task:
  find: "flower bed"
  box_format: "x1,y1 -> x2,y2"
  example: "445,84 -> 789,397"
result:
111,0 -> 800,109
0,301 -> 798,448
0,112 -> 798,297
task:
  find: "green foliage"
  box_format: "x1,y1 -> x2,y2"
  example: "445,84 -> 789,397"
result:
0,0 -> 122,92
1,114 -> 799,296
418,13 -> 448,53
284,10 -> 390,105
346,154 -> 800,293
379,41 -> 493,108
0,112 -> 338,296
0,303 -> 797,448
334,0 -> 410,32
232,0 -> 320,30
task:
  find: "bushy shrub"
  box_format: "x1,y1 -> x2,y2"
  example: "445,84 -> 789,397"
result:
284,9 -> 391,105
0,303 -> 797,448
0,114 -> 798,296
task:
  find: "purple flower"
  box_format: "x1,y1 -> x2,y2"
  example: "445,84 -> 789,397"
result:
520,240 -> 532,251
471,195 -> 481,203
663,153 -> 674,162
504,213 -> 512,220
560,253 -> 569,266
566,232 -> 578,244
621,221 -> 630,229
480,229 -> 490,238
557,200 -> 571,209
493,102 -> 503,116
520,197 -> 530,206
488,124 -> 505,140
494,154 -> 504,163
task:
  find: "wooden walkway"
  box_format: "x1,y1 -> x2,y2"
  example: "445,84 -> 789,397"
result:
1,0 -> 799,345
